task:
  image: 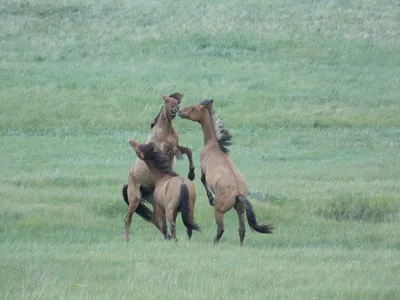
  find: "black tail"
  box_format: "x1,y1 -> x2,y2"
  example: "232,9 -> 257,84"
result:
122,184 -> 129,205
237,195 -> 274,234
121,184 -> 153,222
179,184 -> 200,232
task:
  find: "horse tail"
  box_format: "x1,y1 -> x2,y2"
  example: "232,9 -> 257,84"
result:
122,184 -> 153,222
236,195 -> 274,234
122,184 -> 129,205
179,184 -> 200,232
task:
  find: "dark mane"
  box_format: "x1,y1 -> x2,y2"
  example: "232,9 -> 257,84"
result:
147,147 -> 179,177
150,107 -> 163,129
169,93 -> 183,102
200,99 -> 233,153
150,93 -> 182,129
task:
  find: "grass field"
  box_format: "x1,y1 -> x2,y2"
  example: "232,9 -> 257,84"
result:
1,0 -> 400,299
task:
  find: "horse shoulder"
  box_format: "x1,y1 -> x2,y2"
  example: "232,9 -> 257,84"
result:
200,145 -> 219,163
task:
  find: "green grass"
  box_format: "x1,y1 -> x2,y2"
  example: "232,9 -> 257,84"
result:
1,0 -> 400,299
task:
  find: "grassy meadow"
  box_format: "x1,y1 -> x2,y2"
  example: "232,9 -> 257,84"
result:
1,0 -> 400,299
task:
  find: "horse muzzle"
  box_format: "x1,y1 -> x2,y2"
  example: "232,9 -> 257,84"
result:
170,106 -> 179,118
178,111 -> 186,119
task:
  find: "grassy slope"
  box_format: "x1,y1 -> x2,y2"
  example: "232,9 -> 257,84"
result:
1,0 -> 399,299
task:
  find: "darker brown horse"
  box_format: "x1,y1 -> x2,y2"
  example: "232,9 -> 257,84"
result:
179,99 -> 273,245
129,138 -> 200,241
123,93 -> 196,240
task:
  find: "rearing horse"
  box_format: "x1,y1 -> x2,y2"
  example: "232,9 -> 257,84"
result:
179,99 -> 273,245
123,93 -> 195,241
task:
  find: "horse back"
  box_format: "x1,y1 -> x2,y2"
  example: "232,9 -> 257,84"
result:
155,176 -> 196,212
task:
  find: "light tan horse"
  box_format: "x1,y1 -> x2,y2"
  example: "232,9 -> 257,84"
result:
123,93 -> 195,240
179,99 -> 273,245
129,138 -> 200,240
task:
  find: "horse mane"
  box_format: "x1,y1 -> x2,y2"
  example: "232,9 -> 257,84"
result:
200,99 -> 233,153
147,147 -> 179,177
150,93 -> 182,129
150,107 -> 163,129
169,93 -> 183,102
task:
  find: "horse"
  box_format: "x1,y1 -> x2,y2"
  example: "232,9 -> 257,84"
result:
178,99 -> 273,245
123,93 -> 196,240
129,138 -> 200,241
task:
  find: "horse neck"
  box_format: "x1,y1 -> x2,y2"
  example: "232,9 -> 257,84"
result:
146,162 -> 170,183
200,110 -> 219,147
154,110 -> 174,134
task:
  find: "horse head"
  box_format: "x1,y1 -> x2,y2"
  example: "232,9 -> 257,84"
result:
151,93 -> 184,129
178,99 -> 213,122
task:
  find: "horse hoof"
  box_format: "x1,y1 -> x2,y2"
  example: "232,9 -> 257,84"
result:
208,198 -> 214,206
188,170 -> 195,181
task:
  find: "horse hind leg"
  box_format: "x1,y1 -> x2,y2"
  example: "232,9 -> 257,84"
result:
234,201 -> 246,246
124,194 -> 140,241
166,210 -> 178,241
213,210 -> 225,244
154,205 -> 170,240
186,227 -> 193,240
124,178 -> 142,241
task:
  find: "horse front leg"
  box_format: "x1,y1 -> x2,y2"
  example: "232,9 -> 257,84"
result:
201,171 -> 214,206
177,144 -> 195,181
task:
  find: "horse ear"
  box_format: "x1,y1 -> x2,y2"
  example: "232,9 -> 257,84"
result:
162,95 -> 169,102
129,138 -> 139,148
129,139 -> 144,159
169,92 -> 184,103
